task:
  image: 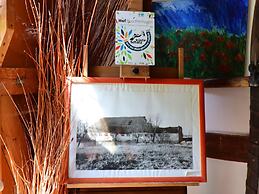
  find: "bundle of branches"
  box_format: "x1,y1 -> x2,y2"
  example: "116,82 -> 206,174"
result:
0,0 -> 129,193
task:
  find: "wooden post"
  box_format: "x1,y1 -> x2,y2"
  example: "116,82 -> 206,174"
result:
82,45 -> 88,78
246,0 -> 259,192
246,87 -> 259,194
178,48 -> 184,79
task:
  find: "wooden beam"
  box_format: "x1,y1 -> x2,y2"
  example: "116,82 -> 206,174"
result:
0,28 -> 14,67
206,133 -> 249,163
204,77 -> 249,88
0,68 -> 38,95
1,0 -> 35,68
0,0 -> 15,67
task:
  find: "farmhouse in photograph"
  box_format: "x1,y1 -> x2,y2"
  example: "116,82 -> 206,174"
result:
77,116 -> 185,144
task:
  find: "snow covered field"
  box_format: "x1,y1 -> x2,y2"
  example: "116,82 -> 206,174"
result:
76,142 -> 192,170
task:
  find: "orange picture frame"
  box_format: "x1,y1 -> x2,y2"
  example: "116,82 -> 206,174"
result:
67,78 -> 206,186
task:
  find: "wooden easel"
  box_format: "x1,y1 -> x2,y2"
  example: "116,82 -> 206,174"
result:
79,30 -> 193,194
118,47 -> 184,80
70,51 -> 195,194
78,4 -> 190,194
178,48 -> 184,79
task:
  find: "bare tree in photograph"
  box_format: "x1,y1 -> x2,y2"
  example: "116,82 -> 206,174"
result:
77,122 -> 89,147
150,115 -> 161,143
133,133 -> 141,143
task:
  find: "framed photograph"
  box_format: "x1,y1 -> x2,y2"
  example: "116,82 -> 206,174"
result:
68,78 -> 206,184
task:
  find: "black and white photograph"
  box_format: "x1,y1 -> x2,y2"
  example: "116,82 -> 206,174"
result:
69,79 -> 205,181
76,116 -> 192,171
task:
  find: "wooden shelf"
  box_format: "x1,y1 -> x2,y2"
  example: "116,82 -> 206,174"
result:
204,77 -> 249,88
0,68 -> 250,96
0,68 -> 38,96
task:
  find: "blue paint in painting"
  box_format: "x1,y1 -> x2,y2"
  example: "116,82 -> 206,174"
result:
153,0 -> 248,36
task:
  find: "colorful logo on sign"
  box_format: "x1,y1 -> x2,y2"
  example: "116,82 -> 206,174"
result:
115,11 -> 155,66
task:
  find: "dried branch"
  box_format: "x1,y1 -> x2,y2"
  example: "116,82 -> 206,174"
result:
1,0 -> 129,193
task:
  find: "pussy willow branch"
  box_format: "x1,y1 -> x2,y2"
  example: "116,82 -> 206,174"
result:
86,0 -> 98,46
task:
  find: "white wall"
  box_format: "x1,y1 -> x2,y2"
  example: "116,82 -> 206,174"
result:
189,158 -> 248,194
188,88 -> 250,194
204,88 -> 250,134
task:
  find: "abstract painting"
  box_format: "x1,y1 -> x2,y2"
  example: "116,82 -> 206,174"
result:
153,0 -> 248,78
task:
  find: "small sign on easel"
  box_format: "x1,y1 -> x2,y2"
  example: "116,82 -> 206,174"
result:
115,11 -> 155,79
